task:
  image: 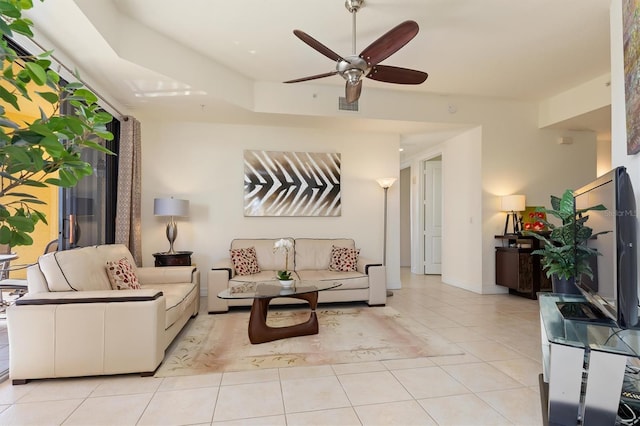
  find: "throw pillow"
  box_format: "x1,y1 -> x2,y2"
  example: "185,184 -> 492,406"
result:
105,257 -> 141,290
329,245 -> 360,272
230,247 -> 261,275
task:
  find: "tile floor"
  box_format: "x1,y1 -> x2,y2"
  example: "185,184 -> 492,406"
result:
0,269 -> 544,425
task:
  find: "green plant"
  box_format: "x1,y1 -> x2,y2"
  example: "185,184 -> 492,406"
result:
0,0 -> 113,246
276,270 -> 292,280
525,189 -> 608,281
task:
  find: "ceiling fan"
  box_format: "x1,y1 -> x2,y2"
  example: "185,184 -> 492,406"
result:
284,0 -> 428,104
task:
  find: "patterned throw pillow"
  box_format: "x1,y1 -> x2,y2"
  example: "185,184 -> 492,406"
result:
230,247 -> 261,276
106,257 -> 141,290
329,245 -> 360,272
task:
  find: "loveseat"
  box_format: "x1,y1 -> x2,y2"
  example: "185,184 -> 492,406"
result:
7,244 -> 200,384
207,238 -> 386,313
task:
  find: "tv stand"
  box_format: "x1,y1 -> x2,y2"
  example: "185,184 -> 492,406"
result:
539,293 -> 638,425
555,301 -> 615,324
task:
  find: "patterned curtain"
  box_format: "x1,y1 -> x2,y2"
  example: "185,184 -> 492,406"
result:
115,116 -> 142,265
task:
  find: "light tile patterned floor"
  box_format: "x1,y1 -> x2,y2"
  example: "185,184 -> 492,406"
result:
0,269 -> 544,425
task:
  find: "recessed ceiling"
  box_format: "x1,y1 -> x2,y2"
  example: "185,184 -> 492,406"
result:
111,0 -> 611,100
21,0 -> 612,155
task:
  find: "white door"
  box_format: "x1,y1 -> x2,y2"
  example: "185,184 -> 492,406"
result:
423,161 -> 442,274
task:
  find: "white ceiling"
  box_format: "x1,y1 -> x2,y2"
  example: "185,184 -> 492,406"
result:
111,0 -> 611,100
22,0 -> 612,155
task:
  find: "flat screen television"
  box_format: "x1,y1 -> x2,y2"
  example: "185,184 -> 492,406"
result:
573,166 -> 639,329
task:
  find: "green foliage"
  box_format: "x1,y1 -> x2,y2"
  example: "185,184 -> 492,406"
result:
0,0 -> 113,246
525,189 -> 608,281
277,270 -> 292,280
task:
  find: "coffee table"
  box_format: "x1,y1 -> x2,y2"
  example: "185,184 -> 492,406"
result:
218,281 -> 341,344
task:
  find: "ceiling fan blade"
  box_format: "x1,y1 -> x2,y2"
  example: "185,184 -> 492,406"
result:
366,65 -> 428,85
359,20 -> 419,66
345,80 -> 363,104
293,30 -> 345,62
284,71 -> 338,84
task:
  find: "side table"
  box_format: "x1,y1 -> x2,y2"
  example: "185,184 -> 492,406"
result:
153,251 -> 192,267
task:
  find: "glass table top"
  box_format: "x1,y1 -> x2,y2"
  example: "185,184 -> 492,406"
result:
539,292 -> 640,357
218,281 -> 341,300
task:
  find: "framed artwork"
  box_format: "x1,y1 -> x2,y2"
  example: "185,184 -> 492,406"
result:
623,0 -> 640,155
522,206 -> 547,232
243,150 -> 341,217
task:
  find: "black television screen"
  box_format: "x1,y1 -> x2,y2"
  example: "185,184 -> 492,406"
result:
573,166 -> 638,329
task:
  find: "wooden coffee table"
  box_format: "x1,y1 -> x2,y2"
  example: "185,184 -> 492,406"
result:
218,281 -> 340,344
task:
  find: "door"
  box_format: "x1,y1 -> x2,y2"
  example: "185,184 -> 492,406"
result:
58,120 -> 119,250
423,160 -> 442,274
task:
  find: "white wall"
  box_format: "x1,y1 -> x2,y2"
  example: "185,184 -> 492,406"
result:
538,73 -> 611,128
442,127 -> 484,291
610,0 -> 640,290
399,167 -> 411,267
407,127 -> 482,290
138,120 -> 401,293
405,109 -> 597,294
481,122 -> 597,292
610,0 -> 640,175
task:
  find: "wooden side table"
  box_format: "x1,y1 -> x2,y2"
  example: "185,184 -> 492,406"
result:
153,251 -> 193,267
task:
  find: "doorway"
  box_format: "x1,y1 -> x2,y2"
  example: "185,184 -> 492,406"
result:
423,157 -> 442,274
402,154 -> 443,275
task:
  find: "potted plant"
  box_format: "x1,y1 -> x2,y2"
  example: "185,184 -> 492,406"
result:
273,238 -> 294,287
525,189 -> 608,294
0,0 -> 113,247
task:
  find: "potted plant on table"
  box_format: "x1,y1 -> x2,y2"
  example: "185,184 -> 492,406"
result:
525,189 -> 608,294
273,238 -> 294,288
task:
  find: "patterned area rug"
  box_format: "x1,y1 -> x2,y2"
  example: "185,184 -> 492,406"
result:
155,305 -> 463,377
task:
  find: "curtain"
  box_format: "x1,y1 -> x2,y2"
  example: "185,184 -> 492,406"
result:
115,116 -> 142,265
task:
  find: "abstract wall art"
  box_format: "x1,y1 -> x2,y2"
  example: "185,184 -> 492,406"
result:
623,0 -> 640,155
243,150 -> 341,216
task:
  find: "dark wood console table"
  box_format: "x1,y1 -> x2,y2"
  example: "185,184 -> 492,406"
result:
495,234 -> 551,299
153,251 -> 192,267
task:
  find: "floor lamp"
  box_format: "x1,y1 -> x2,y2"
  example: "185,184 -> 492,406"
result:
377,177 -> 396,297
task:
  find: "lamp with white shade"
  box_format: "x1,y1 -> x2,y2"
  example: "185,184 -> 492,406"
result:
154,197 -> 189,254
376,177 -> 396,265
377,177 -> 396,297
501,194 -> 526,235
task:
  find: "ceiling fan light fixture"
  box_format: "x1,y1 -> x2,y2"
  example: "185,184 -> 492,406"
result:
344,69 -> 363,84
284,1 -> 427,104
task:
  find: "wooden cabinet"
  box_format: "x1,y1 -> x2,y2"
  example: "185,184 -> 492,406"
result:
495,235 -> 551,299
153,251 -> 193,267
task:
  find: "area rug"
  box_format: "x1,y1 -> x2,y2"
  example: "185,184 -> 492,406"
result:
155,305 -> 463,377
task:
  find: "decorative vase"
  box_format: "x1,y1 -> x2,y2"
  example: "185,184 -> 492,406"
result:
278,279 -> 294,288
551,275 -> 581,295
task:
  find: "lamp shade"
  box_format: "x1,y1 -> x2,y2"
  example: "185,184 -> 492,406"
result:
376,177 -> 397,189
501,195 -> 526,212
154,198 -> 189,217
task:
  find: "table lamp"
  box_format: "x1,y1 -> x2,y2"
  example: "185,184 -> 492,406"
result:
501,194 -> 526,235
154,197 -> 189,254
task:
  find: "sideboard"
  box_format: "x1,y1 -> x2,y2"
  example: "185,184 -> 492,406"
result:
494,234 -> 551,299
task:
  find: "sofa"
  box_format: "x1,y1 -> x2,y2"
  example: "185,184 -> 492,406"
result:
207,238 -> 386,313
6,244 -> 200,384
